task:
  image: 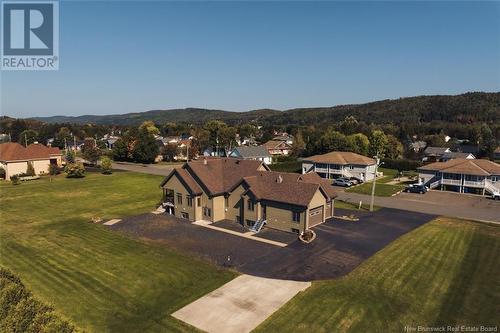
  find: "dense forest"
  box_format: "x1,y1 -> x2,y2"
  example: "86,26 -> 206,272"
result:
30,92 -> 499,127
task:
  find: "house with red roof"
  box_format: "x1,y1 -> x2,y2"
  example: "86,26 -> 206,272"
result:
0,142 -> 62,180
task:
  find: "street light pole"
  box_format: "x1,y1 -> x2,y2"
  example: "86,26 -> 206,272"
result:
369,155 -> 381,212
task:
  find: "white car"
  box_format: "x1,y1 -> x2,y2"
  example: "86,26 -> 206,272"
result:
492,191 -> 500,200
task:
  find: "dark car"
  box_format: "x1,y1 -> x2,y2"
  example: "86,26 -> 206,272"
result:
404,184 -> 428,194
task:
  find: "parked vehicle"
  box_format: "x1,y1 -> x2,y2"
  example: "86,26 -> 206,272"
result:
334,178 -> 353,187
492,191 -> 500,200
348,177 -> 363,184
404,184 -> 428,194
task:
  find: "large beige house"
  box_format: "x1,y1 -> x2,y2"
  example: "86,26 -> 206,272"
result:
160,158 -> 337,233
0,142 -> 62,180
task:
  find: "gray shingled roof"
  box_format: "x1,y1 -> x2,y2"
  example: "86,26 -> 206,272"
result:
231,146 -> 270,158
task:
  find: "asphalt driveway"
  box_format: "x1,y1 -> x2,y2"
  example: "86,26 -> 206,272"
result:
111,208 -> 435,281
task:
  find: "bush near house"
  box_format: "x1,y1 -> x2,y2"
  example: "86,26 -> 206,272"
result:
10,175 -> 20,185
64,163 -> 85,178
0,167 -> 5,180
100,156 -> 112,174
0,267 -> 76,333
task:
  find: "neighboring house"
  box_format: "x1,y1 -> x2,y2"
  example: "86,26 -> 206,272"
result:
439,152 -> 475,162
302,151 -> 377,182
229,146 -> 272,165
104,137 -> 119,150
262,140 -> 292,156
409,141 -> 427,153
160,158 -> 337,233
456,145 -> 480,155
422,147 -> 450,162
272,134 -> 294,145
494,147 -> 500,160
0,142 -> 62,180
418,159 -> 500,196
203,147 -> 227,157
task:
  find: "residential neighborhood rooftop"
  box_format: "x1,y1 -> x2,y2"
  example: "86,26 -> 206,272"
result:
230,146 -> 270,158
419,158 -> 500,176
302,151 -> 376,166
0,142 -> 61,162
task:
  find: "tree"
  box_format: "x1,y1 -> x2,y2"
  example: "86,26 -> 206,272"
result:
26,161 -> 35,176
385,135 -> 404,159
479,123 -> 497,158
65,163 -> 85,178
219,126 -> 237,151
339,116 -> 359,135
423,134 -> 446,147
0,167 -> 6,179
81,138 -> 101,165
161,144 -> 178,162
17,130 -> 38,146
132,129 -> 159,163
139,121 -> 160,136
100,156 -> 112,174
291,131 -> 306,157
320,129 -> 347,153
65,149 -> 75,164
369,130 -> 388,157
346,133 -> 370,156
112,138 -> 129,161
239,124 -> 258,139
48,163 -> 59,181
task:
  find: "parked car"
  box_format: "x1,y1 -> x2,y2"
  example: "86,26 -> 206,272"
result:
348,177 -> 363,184
404,184 -> 428,194
492,191 -> 500,200
333,178 -> 353,187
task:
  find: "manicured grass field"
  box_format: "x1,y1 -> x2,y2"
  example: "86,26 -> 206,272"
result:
0,172 -> 235,332
346,181 -> 405,197
255,217 -> 500,332
346,168 -> 405,197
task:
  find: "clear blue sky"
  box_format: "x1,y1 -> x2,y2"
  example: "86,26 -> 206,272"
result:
1,1 -> 499,118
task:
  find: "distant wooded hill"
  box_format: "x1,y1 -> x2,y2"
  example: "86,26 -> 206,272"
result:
30,92 -> 500,126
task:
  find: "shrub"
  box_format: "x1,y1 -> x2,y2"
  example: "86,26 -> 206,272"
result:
64,163 -> 85,178
48,164 -> 60,176
26,162 -> 35,177
0,267 -> 76,333
100,156 -> 112,174
65,150 -> 75,164
0,167 -> 5,179
10,175 -> 20,185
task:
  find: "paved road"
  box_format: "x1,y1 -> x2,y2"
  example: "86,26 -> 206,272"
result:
111,208 -> 434,281
337,189 -> 500,223
111,161 -> 177,176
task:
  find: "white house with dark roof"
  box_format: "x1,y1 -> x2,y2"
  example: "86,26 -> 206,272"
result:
302,151 -> 377,182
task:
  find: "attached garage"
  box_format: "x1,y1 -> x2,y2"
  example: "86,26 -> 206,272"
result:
308,205 -> 324,227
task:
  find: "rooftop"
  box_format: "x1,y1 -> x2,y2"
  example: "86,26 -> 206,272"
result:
230,146 -> 270,158
0,142 -> 61,162
303,151 -> 376,166
419,159 -> 500,176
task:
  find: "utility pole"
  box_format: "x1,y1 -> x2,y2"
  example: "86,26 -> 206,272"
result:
369,155 -> 381,212
24,134 -> 28,147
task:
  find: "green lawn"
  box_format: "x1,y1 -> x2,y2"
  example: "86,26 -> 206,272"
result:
346,168 -> 405,197
0,172 -> 235,332
255,217 -> 500,332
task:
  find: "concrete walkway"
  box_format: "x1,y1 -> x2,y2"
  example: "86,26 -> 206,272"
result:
172,275 -> 310,333
103,219 -> 121,226
193,220 -> 287,247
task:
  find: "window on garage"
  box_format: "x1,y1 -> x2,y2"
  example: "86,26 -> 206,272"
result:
177,193 -> 182,204
187,196 -> 193,207
292,211 -> 301,222
247,199 -> 255,211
